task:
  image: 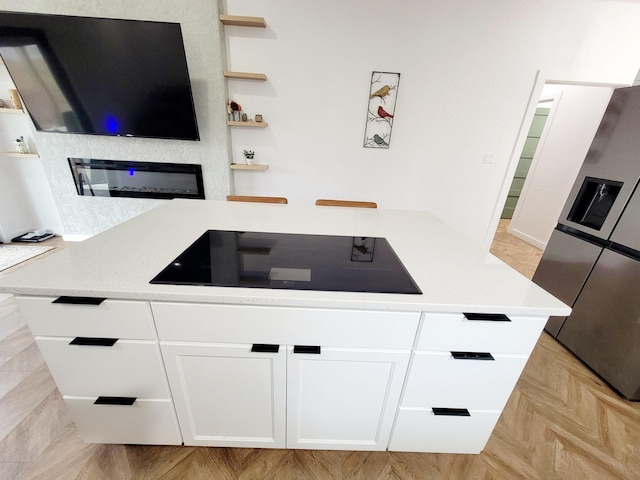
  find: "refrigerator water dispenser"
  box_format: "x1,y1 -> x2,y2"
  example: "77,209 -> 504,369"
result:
567,177 -> 623,230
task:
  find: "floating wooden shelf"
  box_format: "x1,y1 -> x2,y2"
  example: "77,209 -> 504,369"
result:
230,163 -> 269,171
224,71 -> 267,81
227,121 -> 268,128
0,107 -> 23,114
219,14 -> 266,28
2,152 -> 39,158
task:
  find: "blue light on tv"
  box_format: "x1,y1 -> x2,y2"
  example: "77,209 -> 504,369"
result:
104,115 -> 119,134
128,168 -> 135,176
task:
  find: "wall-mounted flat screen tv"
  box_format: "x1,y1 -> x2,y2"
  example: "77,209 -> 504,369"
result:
0,12 -> 200,141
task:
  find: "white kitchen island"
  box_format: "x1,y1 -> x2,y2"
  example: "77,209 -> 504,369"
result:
0,199 -> 569,454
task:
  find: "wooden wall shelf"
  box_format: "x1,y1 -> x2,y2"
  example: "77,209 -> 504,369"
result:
219,15 -> 266,28
224,71 -> 267,81
0,107 -> 23,114
227,121 -> 268,128
2,152 -> 39,158
230,164 -> 269,171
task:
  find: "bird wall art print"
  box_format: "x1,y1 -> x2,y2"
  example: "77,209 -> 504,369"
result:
363,71 -> 400,149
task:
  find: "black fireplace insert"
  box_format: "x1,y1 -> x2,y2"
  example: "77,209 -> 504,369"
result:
68,158 -> 205,200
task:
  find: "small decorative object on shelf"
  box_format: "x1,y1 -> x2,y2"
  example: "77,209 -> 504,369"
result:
228,100 -> 242,121
9,88 -> 22,110
15,136 -> 29,154
243,149 -> 255,165
255,114 -> 263,123
241,113 -> 248,122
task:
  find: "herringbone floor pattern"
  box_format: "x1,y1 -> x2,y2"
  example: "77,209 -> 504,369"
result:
1,221 -> 639,479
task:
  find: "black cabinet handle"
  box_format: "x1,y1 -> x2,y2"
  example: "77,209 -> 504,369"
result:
450,351 -> 494,361
432,407 -> 470,417
70,337 -> 118,347
94,396 -> 136,406
293,345 -> 321,354
463,312 -> 511,322
251,344 -> 280,353
53,296 -> 107,305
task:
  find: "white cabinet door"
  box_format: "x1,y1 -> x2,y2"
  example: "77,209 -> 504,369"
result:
286,346 -> 410,451
161,342 -> 286,448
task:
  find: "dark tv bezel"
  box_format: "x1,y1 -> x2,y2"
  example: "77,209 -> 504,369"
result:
0,11 -> 200,141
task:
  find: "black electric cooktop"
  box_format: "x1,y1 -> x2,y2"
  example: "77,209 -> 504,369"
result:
150,230 -> 421,294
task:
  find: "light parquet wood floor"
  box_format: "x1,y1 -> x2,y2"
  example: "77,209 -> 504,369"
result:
1,222 -> 639,479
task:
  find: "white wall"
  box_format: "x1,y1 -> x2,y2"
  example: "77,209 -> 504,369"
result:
3,1 -> 640,243
0,0 -> 232,237
0,157 -> 63,242
225,0 -> 640,244
508,84 -> 614,249
0,67 -> 63,242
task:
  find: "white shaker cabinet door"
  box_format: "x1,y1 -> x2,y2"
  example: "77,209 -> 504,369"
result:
286,346 -> 410,451
161,342 -> 286,448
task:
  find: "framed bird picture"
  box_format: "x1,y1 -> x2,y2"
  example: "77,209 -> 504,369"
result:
363,71 -> 400,149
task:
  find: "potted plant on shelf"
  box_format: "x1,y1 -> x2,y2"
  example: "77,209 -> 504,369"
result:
243,149 -> 255,165
15,136 -> 29,154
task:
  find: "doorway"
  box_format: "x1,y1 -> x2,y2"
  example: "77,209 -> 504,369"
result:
500,105 -> 552,219
490,80 -> 620,254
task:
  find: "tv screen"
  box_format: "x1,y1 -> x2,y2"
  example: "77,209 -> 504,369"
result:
0,12 -> 200,141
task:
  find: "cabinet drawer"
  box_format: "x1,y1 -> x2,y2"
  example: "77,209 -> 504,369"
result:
36,337 -> 170,397
152,302 -> 420,349
16,296 -> 155,339
63,396 -> 181,445
389,407 -> 501,454
416,312 -> 547,355
401,351 -> 528,410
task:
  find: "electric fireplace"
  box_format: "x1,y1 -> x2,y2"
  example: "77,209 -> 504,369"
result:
68,158 -> 205,200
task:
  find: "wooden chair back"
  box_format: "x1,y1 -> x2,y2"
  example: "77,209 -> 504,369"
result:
226,195 -> 288,204
315,199 -> 377,209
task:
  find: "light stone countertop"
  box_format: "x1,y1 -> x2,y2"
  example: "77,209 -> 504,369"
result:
0,199 -> 570,316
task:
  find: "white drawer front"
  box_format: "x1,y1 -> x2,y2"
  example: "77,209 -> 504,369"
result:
389,407 -> 501,454
64,396 -> 182,445
36,337 -> 170,397
16,296 -> 155,339
401,351 -> 528,410
152,302 -> 420,349
417,312 -> 547,355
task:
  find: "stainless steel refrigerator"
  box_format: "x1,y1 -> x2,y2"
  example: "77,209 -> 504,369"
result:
533,84 -> 640,400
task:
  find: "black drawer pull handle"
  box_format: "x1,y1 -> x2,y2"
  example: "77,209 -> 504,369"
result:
70,337 -> 118,347
293,345 -> 321,354
451,351 -> 494,361
432,407 -> 470,417
53,296 -> 107,305
251,344 -> 280,353
463,312 -> 511,322
94,396 -> 136,406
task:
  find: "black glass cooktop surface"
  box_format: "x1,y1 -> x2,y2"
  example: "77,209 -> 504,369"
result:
150,230 -> 421,294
